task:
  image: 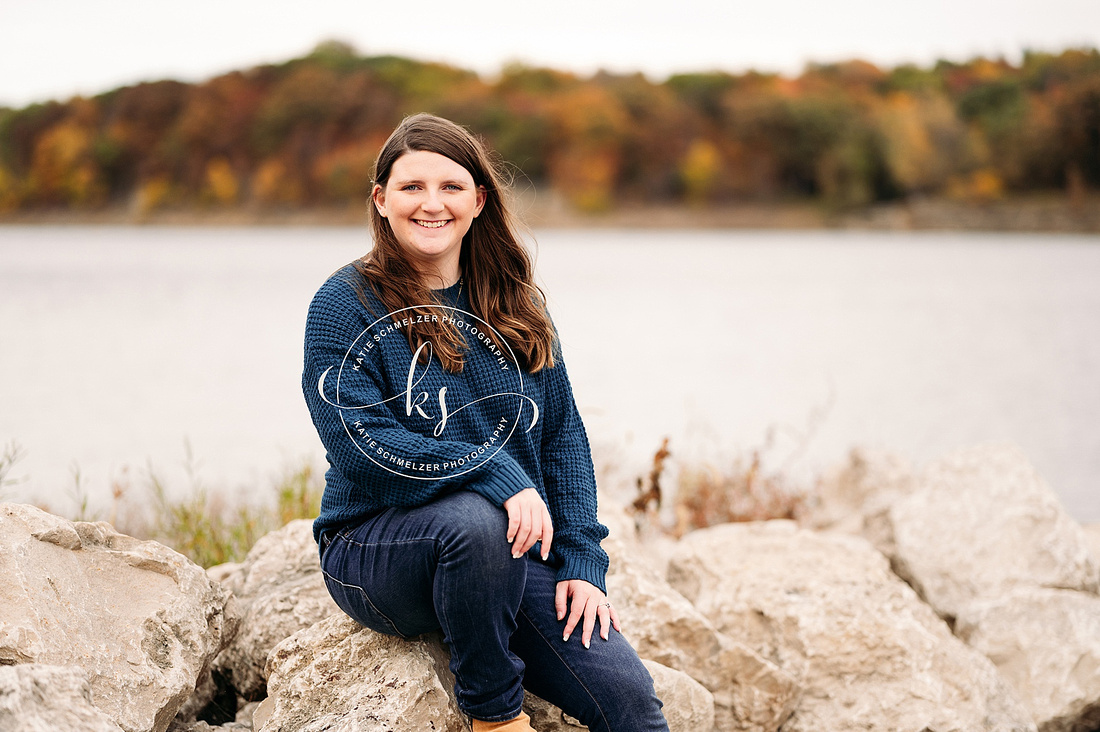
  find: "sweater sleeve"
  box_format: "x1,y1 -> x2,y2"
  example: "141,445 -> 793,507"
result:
539,344 -> 610,592
303,277 -> 534,510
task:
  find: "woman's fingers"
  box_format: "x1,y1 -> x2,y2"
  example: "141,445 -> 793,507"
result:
563,589 -> 585,642
503,488 -> 553,559
539,509 -> 553,560
555,581 -> 568,621
581,596 -> 598,648
515,507 -> 540,557
597,601 -> 612,641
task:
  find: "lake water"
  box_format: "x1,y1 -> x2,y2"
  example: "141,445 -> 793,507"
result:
1,226 -> 1097,523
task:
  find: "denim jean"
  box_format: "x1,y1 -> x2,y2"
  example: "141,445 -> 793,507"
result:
320,490 -> 669,732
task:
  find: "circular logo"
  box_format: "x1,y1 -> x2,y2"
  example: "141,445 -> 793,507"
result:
316,305 -> 538,481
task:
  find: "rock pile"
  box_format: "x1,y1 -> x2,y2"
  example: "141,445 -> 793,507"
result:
1,441 -> 1097,731
813,443 -> 1100,732
0,504 -> 234,732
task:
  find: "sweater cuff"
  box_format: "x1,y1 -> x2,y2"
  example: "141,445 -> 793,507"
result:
556,555 -> 608,594
468,454 -> 533,506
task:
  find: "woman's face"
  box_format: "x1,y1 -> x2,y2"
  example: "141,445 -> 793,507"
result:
372,150 -> 486,283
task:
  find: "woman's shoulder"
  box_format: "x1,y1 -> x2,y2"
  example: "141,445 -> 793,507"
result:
311,262 -> 373,305
306,262 -> 383,330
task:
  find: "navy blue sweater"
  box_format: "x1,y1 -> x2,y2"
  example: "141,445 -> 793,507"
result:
303,264 -> 609,591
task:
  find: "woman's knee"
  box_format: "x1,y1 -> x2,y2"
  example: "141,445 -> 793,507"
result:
434,491 -> 512,562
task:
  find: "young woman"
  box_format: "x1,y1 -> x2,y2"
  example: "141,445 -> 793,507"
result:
303,113 -> 668,732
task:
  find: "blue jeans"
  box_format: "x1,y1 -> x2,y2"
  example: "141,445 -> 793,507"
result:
320,491 -> 669,731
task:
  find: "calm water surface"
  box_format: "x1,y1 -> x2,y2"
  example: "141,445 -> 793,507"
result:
1,226 -> 1097,522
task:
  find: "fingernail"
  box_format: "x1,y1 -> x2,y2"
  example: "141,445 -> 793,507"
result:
584,640 -> 590,649
512,552 -> 521,559
562,634 -> 569,642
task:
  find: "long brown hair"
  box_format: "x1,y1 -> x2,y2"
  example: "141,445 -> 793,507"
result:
355,113 -> 556,373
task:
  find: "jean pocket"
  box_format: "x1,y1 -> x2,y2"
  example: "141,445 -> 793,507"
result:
322,569 -> 406,637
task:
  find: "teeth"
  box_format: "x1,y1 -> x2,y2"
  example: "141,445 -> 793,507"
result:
416,220 -> 448,228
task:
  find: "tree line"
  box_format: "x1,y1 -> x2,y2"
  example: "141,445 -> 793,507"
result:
1,41 -> 1098,214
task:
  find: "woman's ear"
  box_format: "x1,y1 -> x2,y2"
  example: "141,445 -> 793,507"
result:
371,184 -> 387,217
473,185 -> 487,218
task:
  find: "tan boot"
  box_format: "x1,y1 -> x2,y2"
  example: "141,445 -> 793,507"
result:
471,710 -> 537,732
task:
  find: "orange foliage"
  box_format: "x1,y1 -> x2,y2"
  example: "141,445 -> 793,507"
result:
0,44 -> 1096,214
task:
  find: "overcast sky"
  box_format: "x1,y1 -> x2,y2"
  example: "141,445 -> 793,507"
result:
2,0 -> 1099,108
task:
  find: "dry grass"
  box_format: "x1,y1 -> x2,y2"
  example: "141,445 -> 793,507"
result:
629,429 -> 813,537
6,441 -> 324,569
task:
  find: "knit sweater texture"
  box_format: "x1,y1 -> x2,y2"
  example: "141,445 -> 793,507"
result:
303,264 -> 609,591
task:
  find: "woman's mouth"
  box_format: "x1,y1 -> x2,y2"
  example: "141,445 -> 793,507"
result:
414,219 -> 450,229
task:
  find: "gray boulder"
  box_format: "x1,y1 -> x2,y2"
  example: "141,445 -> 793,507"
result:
260,611 -> 705,731
604,535 -> 798,731
210,519 -> 339,700
0,503 -> 233,732
667,520 -> 1036,732
0,664 -> 124,732
956,588 -> 1100,732
873,444 -> 1099,622
1084,523 -> 1100,566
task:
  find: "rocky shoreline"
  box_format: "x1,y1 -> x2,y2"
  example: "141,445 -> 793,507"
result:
2,442 -> 1098,731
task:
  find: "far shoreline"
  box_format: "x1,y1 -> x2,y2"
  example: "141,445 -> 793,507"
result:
1,193 -> 1098,233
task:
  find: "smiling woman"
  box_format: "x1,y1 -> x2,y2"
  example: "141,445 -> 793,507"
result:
371,150 -> 486,289
301,114 -> 670,731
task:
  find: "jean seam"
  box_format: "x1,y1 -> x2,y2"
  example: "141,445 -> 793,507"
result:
322,533 -> 410,638
517,606 -> 611,731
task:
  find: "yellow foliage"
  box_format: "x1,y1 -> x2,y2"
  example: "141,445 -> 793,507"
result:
253,158 -> 304,205
876,91 -> 967,193
946,168 -> 1005,203
134,176 -> 173,214
679,139 -> 721,205
29,119 -> 106,206
202,157 -> 239,205
0,166 -> 22,212
549,146 -> 619,213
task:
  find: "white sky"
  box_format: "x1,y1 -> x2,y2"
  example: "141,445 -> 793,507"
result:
1,0 -> 1098,108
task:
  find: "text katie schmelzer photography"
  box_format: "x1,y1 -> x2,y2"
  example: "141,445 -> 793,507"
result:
315,305 -> 539,480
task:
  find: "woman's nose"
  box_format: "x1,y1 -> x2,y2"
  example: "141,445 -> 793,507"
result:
421,191 -> 444,212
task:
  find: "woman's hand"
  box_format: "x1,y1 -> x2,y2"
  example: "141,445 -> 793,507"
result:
555,579 -> 621,649
503,487 -> 553,560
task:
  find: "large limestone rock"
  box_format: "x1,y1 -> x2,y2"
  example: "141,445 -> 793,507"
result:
0,504 -> 233,732
956,588 -> 1100,732
0,664 -> 124,732
641,660 -> 715,732
667,520 -> 1036,732
1084,523 -> 1100,566
260,613 -> 467,731
604,536 -> 798,731
262,610 -> 707,731
873,444 -> 1099,622
211,519 -> 339,700
810,444 -> 1100,732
